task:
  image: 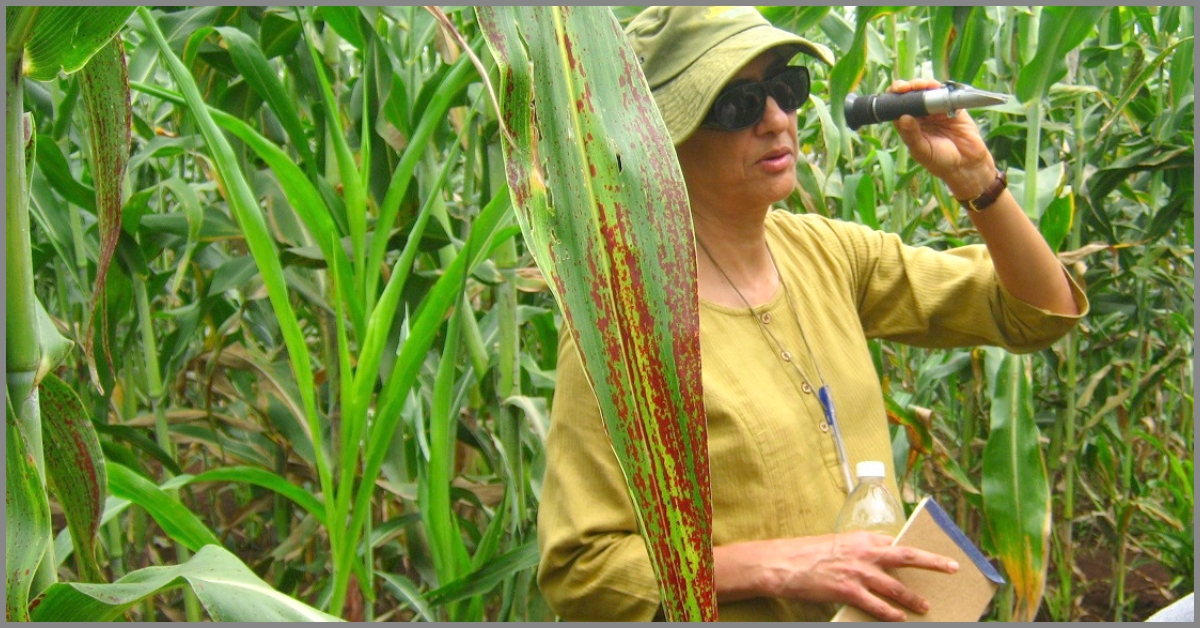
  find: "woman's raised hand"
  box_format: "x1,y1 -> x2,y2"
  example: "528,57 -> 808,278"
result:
887,78 -> 1000,202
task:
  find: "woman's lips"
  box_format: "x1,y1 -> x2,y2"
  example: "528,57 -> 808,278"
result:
758,149 -> 795,172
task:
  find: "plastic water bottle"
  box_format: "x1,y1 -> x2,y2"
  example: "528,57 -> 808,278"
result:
834,461 -> 905,535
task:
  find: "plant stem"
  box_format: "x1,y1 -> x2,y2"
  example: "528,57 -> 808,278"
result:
1056,91 -> 1088,622
7,15 -> 59,597
133,273 -> 201,621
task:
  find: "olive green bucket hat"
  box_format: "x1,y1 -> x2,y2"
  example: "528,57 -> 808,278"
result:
625,6 -> 834,144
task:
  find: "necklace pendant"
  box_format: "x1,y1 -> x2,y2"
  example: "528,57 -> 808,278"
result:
781,350 -> 792,362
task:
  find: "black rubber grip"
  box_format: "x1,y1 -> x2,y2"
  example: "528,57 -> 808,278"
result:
844,91 -> 929,130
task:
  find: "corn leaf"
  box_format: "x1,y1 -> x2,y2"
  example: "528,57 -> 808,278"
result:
135,5 -> 333,524
38,374 -> 106,583
6,398 -> 51,622
77,35 -> 131,391
20,7 -> 134,81
28,545 -> 343,621
830,7 -> 902,128
184,467 -> 327,525
477,6 -> 714,621
949,8 -> 992,85
106,463 -> 222,552
981,349 -> 1051,622
424,540 -> 540,607
1015,7 -> 1107,103
213,26 -> 317,176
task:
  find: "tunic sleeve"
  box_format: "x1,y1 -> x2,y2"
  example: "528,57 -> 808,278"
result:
536,326 -> 661,621
788,214 -> 1089,352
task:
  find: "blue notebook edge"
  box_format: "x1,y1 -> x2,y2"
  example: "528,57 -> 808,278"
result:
922,497 -> 1007,586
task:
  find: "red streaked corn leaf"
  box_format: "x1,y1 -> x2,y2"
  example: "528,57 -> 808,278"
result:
477,6 -> 714,621
981,349 -> 1050,621
38,373 -> 107,583
6,397 -> 51,621
77,35 -> 131,392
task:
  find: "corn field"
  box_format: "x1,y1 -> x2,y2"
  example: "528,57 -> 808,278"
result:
5,5 -> 1192,622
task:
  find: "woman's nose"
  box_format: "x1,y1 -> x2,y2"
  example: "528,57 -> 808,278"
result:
757,96 -> 791,132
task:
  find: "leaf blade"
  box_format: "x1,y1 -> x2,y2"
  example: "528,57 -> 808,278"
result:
38,374 -> 107,583
478,5 -> 714,621
29,545 -> 343,621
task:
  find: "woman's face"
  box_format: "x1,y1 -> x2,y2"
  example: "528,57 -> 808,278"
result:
676,50 -> 800,214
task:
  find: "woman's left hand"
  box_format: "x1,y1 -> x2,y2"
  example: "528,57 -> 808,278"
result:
887,78 -> 998,201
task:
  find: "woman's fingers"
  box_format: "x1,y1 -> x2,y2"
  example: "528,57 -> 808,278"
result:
860,570 -> 929,620
878,544 -> 960,574
887,78 -> 943,94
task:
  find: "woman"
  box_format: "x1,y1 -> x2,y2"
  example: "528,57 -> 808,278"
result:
537,6 -> 1087,622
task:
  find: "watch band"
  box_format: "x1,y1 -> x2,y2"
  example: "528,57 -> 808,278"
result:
959,170 -> 1008,212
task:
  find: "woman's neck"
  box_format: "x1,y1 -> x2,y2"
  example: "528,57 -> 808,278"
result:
692,204 -> 779,308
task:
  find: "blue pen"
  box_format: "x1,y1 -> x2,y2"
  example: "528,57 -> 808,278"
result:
818,385 -> 855,491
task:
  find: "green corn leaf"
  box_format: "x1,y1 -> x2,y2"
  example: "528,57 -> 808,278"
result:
981,349 -> 1050,622
424,539 -> 539,607
1038,193 -> 1075,253
1015,7 -> 1107,103
1168,35 -> 1193,108
378,572 -> 436,621
854,170 -> 879,230
1007,162 -> 1064,221
831,7 -> 902,128
260,9 -> 303,59
949,7 -> 992,85
930,7 -> 955,80
214,26 -> 316,175
477,6 -> 714,621
32,132 -> 95,211
34,297 -> 73,387
130,79 -> 364,333
184,467 -> 327,525
38,374 -> 106,583
761,6 -> 832,37
28,545 -> 343,621
300,7 -> 367,294
77,35 -> 131,392
6,398 -> 51,622
369,53 -> 478,303
1097,36 -> 1193,135
349,185 -> 516,591
319,6 -> 366,50
106,462 -> 222,552
20,7 -> 135,81
135,6 -> 332,515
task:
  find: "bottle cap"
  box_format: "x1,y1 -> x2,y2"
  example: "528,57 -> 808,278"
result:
855,460 -> 886,479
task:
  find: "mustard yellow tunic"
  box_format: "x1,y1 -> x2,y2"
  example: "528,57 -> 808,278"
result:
537,210 -> 1088,621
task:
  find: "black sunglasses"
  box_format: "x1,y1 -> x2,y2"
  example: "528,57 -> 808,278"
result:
701,66 -> 811,132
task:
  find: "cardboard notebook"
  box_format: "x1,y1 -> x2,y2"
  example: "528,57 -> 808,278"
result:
830,496 -> 1006,622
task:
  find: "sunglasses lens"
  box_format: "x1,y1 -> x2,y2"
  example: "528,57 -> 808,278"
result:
707,87 -> 765,130
768,67 -> 809,112
702,66 -> 810,131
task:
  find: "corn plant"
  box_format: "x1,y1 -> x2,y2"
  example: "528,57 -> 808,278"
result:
8,5 -> 1191,623
5,6 -> 340,622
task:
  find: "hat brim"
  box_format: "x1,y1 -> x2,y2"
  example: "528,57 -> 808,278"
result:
653,27 -> 833,144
